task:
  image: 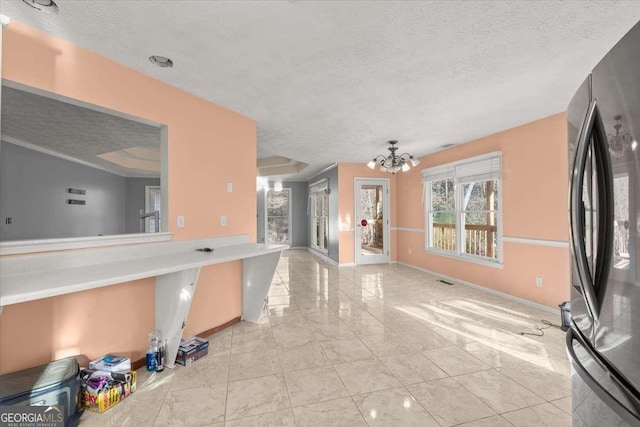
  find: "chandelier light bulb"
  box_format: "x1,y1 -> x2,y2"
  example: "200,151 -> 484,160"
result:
388,165 -> 402,173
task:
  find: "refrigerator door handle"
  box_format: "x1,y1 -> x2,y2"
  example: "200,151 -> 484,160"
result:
567,328 -> 640,426
570,99 -> 599,318
590,100 -> 615,307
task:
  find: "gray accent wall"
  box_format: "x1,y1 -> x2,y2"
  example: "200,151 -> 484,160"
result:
257,181 -> 309,248
256,167 -> 338,262
0,141 -> 148,241
125,177 -> 161,233
307,166 -> 339,263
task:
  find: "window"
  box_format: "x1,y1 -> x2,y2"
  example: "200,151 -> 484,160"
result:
423,152 -> 502,264
309,180 -> 329,253
266,188 -> 291,244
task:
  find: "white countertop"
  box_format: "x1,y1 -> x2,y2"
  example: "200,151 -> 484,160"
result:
0,237 -> 287,307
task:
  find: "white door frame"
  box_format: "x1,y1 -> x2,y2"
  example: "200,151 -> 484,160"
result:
354,178 -> 390,265
265,187 -> 292,244
144,185 -> 161,232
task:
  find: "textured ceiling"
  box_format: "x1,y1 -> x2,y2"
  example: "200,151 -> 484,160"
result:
2,1 -> 640,181
1,84 -> 161,177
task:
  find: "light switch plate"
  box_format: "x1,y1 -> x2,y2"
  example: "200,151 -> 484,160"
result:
177,215 -> 185,228
220,216 -> 227,227
227,183 -> 233,193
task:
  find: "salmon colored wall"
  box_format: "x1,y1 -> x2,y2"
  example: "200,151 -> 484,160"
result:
0,22 -> 255,373
0,279 -> 155,374
396,114 -> 570,308
337,163 -> 398,265
183,262 -> 242,337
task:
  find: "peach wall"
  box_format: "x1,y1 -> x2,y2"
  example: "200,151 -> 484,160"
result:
0,22 -> 255,373
183,262 -> 242,337
396,114 -> 570,308
337,163 -> 398,265
0,279 -> 155,374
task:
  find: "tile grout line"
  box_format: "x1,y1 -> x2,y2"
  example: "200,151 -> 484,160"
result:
223,311 -> 239,423
275,298 -> 298,425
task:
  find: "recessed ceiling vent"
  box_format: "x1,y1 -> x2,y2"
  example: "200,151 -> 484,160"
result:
22,0 -> 59,13
440,143 -> 456,148
149,56 -> 174,68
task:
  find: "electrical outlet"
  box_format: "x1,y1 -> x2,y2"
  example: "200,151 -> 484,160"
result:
220,216 -> 227,227
227,182 -> 233,193
177,215 -> 185,228
535,277 -> 543,287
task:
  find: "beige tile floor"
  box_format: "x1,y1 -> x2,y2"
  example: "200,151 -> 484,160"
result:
80,250 -> 572,426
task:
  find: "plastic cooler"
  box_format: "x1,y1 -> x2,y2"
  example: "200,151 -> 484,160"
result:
0,357 -> 84,426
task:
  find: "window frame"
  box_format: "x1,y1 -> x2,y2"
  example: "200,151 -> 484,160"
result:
423,152 -> 503,268
308,179 -> 329,254
265,187 -> 292,245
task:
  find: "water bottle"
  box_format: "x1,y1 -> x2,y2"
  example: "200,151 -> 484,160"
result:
146,332 -> 158,372
156,338 -> 165,372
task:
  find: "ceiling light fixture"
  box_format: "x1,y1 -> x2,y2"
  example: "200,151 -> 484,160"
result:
22,0 -> 59,13
608,115 -> 633,157
367,140 -> 420,174
149,55 -> 174,68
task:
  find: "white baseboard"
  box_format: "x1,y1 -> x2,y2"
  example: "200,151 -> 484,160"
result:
339,262 -> 356,268
338,260 -> 397,268
397,261 -> 560,315
305,248 -> 339,265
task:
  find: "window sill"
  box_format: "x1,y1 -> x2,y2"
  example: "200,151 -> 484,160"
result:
423,248 -> 503,269
0,232 -> 173,256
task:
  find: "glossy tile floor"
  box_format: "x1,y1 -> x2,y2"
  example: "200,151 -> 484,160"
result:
80,250 -> 571,426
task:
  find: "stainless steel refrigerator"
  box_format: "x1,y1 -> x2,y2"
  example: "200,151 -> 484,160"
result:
567,21 -> 640,427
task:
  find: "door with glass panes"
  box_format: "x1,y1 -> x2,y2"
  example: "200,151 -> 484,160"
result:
355,179 -> 389,264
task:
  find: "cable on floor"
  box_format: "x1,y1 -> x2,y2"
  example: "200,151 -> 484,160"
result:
519,319 -> 562,337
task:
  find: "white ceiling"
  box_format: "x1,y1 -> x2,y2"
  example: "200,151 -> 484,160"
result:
2,1 -> 640,181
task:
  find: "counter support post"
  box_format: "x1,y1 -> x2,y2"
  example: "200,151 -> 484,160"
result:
242,251 -> 281,323
155,267 -> 201,368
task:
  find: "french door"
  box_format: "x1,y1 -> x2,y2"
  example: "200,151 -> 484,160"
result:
355,179 -> 389,265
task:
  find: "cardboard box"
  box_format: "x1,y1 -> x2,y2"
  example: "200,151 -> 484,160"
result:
81,370 -> 137,413
175,337 -> 209,366
89,354 -> 131,373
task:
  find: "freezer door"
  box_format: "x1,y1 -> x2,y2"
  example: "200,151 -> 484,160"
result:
568,74 -> 613,341
590,19 -> 640,395
568,76 -> 595,339
568,328 -> 640,426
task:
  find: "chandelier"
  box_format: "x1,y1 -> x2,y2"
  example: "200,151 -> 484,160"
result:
367,140 -> 420,174
608,115 -> 633,157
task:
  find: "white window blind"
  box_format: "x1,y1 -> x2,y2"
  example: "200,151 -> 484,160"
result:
454,153 -> 501,183
422,152 -> 501,184
422,164 -> 454,182
309,179 -> 328,195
